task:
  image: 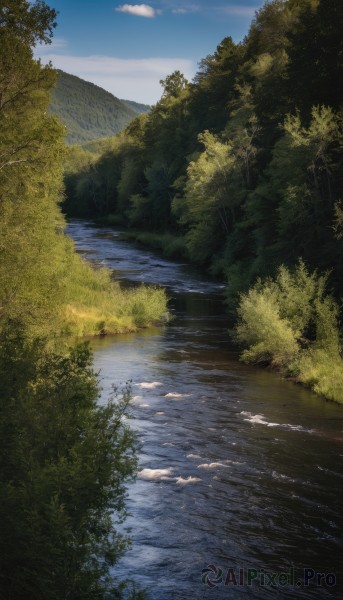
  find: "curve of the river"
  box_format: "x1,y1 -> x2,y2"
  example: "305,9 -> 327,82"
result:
68,221 -> 343,600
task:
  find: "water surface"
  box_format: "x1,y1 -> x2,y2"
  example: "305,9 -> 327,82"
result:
68,221 -> 343,599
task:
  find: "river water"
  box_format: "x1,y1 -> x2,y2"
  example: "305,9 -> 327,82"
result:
68,221 -> 343,599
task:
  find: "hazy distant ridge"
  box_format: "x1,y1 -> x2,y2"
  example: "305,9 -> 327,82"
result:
50,70 -> 150,144
120,99 -> 151,115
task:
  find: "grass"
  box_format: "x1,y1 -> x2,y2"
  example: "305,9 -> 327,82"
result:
296,349 -> 343,404
61,250 -> 168,336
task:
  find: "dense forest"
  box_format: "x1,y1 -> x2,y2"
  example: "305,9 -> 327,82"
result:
0,1 -> 165,598
50,70 -> 150,144
65,0 -> 343,403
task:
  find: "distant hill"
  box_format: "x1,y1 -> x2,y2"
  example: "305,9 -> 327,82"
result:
121,99 -> 151,115
50,70 -> 150,145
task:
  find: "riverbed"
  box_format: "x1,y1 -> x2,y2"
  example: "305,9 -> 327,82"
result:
68,220 -> 343,599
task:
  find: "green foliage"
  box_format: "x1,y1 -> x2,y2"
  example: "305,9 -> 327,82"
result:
237,287 -> 300,367
50,71 -> 150,145
62,0 -> 343,400
160,70 -> 188,98
0,4 -> 68,337
62,250 -> 168,336
0,0 -> 57,46
123,229 -> 187,259
235,262 -> 343,402
286,0 -> 343,114
296,349 -> 343,404
191,36 -> 242,131
0,332 -> 137,599
0,4 -> 160,597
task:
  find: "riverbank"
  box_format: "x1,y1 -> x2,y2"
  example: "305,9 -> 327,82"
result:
62,232 -> 168,336
96,215 -> 188,261
234,262 -> 343,405
94,219 -> 343,406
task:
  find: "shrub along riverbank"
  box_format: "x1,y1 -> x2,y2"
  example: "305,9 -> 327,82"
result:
234,262 -> 343,404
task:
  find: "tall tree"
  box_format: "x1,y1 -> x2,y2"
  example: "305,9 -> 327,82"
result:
0,4 -> 139,599
286,0 -> 343,114
0,0 -> 68,336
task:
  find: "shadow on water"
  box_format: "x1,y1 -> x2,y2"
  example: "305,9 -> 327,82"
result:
68,221 -> 343,600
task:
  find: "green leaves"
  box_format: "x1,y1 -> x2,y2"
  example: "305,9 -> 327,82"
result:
0,0 -> 57,46
235,261 -> 343,401
0,338 -> 137,599
160,70 -> 188,99
60,0 -> 343,404
0,4 -> 147,598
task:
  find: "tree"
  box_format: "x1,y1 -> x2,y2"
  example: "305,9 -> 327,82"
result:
176,131 -> 237,263
0,0 -> 57,46
0,3 -> 142,598
191,36 -> 242,131
160,70 -> 188,98
0,0 -> 68,336
0,332 -> 137,600
286,0 -> 343,114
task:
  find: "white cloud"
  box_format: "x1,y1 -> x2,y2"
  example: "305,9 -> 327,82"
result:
35,52 -> 195,104
35,37 -> 68,54
115,4 -> 160,17
171,4 -> 199,13
219,5 -> 258,18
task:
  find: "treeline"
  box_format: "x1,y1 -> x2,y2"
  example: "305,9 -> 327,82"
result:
0,1 -> 162,597
64,0 -> 343,402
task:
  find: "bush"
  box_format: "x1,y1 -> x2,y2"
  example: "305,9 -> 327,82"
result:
235,261 -> 343,402
236,287 -> 299,367
0,332 -> 137,599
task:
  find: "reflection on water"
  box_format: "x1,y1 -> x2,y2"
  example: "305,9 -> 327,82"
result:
68,221 -> 343,599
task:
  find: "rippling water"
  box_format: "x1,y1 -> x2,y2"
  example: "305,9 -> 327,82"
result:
68,221 -> 343,599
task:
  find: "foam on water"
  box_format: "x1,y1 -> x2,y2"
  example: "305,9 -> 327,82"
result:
165,392 -> 191,399
136,382 -> 163,389
197,462 -> 231,469
175,476 -> 202,485
138,468 -> 174,480
241,411 -> 279,427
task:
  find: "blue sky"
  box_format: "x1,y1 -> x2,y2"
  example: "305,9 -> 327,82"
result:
35,0 -> 265,104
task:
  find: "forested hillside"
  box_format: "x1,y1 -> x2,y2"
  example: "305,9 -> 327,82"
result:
121,98 -> 151,115
65,0 -> 343,402
50,70 -> 150,144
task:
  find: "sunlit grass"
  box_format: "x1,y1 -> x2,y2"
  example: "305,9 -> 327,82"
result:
296,350 -> 343,404
62,252 -> 168,336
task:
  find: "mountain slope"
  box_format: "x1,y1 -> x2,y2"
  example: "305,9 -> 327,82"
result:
121,99 -> 151,115
50,70 -> 150,144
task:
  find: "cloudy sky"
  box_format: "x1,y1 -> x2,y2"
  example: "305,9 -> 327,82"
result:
35,0 -> 265,104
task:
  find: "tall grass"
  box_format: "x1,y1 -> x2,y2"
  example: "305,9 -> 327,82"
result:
62,250 -> 168,336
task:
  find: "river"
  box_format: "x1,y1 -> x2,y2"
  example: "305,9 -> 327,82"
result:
68,220 -> 343,599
